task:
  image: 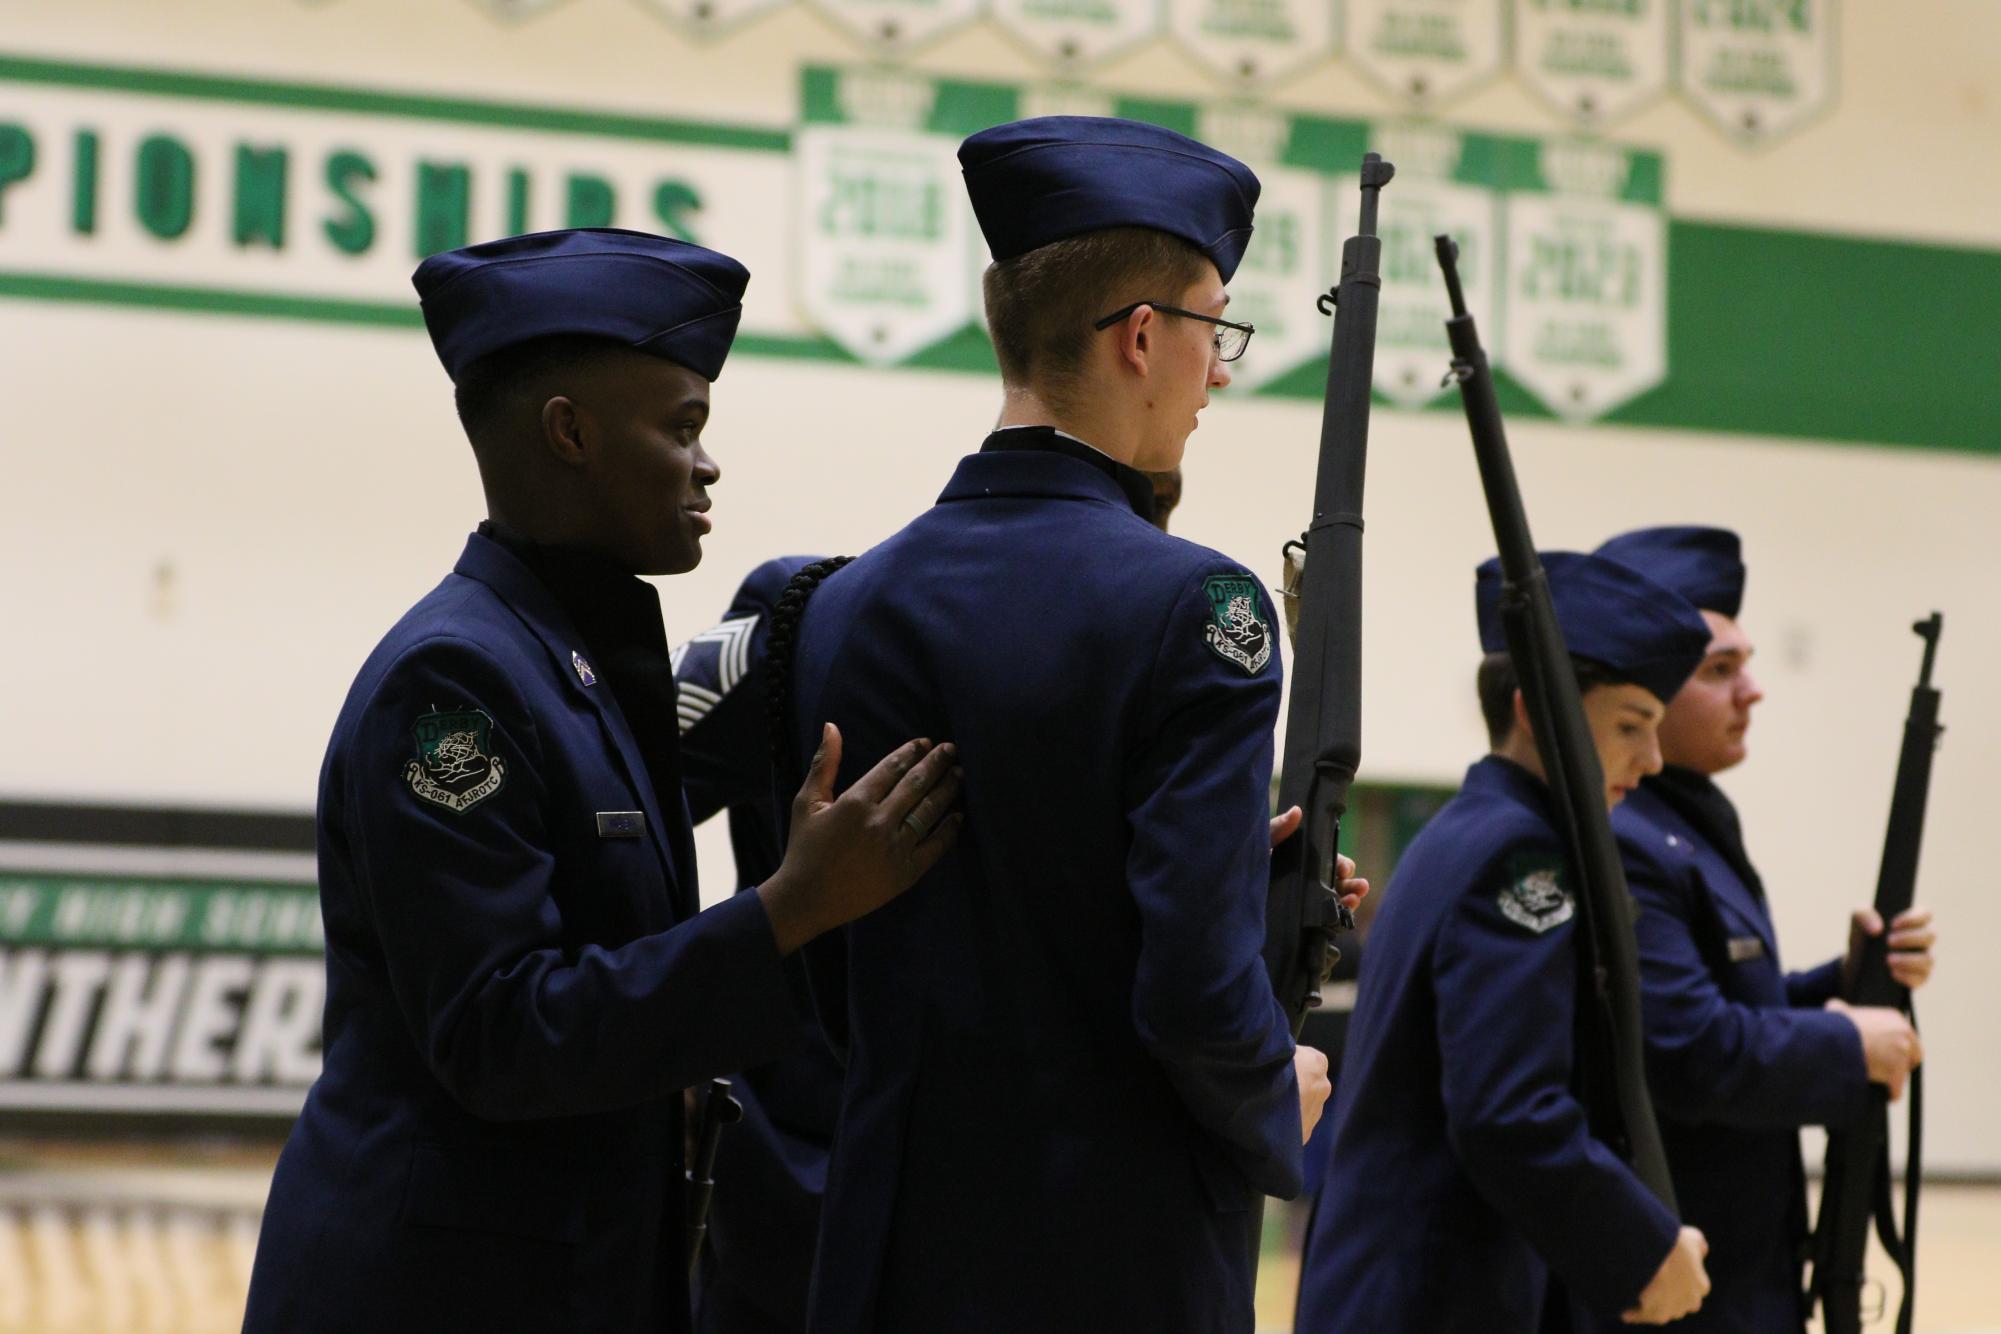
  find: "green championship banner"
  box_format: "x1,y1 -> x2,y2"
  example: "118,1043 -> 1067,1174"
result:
0,808 -> 320,1117
0,51 -> 1996,452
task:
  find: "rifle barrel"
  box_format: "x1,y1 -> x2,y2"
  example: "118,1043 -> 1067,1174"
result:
1812,614 -> 1943,1334
1433,232 -> 1677,1212
1267,154 -> 1394,1035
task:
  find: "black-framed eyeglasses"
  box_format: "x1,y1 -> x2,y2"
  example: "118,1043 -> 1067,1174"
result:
1092,301 -> 1256,363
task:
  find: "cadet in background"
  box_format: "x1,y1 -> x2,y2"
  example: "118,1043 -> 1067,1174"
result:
676,554 -> 831,1334
1295,552 -> 1716,1332
1589,525 -> 1935,1334
244,230 -> 962,1334
775,117 -> 1355,1333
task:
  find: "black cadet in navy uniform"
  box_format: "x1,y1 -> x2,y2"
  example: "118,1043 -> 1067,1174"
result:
242,229 -> 962,1334
777,118 -> 1342,1333
1295,552 -> 1718,1332
1586,526 -> 1934,1334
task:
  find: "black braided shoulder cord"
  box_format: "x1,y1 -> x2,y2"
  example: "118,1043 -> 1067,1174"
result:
764,556 -> 856,780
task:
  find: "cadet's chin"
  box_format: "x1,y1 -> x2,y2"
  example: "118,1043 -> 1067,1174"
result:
642,535 -> 704,577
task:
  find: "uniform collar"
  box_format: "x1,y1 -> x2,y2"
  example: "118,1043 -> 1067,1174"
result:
1464,754 -> 1559,821
475,521 -> 669,670
1643,764 -> 1767,902
971,425 -> 1156,521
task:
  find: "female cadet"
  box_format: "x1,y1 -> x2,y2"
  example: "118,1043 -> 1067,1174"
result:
1296,551 -> 1717,1331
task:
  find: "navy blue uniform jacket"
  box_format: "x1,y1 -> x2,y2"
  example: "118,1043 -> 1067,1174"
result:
1296,757 -> 1678,1333
789,442 -> 1303,1334
244,532 -> 800,1334
1589,775 -> 1866,1334
676,556 -> 838,1334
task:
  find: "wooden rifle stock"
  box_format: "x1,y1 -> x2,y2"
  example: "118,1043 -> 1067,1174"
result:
1267,154 -> 1393,1038
1431,234 -> 1678,1212
1811,614 -> 1944,1334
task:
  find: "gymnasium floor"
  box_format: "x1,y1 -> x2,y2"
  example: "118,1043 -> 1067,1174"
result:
0,1137 -> 1992,1332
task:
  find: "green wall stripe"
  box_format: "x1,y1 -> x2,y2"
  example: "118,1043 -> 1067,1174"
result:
0,52 -> 790,152
1254,222 -> 2001,457
1610,221 -> 2001,455
0,271 -> 423,328
6,230 -> 1998,458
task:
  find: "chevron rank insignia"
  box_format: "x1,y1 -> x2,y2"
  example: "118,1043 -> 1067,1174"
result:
1202,575 -> 1272,676
1498,861 -> 1573,934
670,613 -> 759,734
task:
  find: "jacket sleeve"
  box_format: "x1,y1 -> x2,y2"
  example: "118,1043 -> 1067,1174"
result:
1625,842 -> 1869,1131
1786,957 -> 1845,1008
341,634 -> 799,1121
1124,568 -> 1302,1201
1434,849 -> 1679,1316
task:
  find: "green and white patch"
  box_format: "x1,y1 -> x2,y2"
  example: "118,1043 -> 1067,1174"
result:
1201,576 -> 1273,676
404,710 -> 507,814
1498,860 -> 1573,934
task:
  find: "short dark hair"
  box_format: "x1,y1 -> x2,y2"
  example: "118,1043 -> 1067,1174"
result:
452,335 -> 629,441
981,227 -> 1212,405
1476,652 -> 1640,749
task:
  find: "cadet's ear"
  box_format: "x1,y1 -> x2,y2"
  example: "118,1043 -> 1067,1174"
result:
1112,304 -> 1154,379
540,395 -> 588,467
1510,688 -> 1534,744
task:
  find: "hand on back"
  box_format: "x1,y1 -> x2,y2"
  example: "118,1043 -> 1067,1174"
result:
758,725 -> 963,955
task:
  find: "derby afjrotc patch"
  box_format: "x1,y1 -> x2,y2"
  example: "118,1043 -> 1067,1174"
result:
404,710 -> 508,813
1498,861 -> 1574,934
1202,576 -> 1273,676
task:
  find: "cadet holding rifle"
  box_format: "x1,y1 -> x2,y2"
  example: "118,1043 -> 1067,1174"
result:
1589,527 -> 1937,1334
1299,237 -> 1715,1331
1294,553 -> 1716,1331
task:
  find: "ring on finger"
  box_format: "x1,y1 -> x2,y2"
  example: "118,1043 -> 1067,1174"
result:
902,813 -> 928,838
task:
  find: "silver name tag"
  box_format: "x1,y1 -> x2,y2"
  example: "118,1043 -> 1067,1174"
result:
1726,936 -> 1767,963
596,811 -> 646,838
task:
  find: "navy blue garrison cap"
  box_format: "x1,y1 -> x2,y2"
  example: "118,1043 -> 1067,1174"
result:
413,228 -> 749,383
1477,551 -> 1713,706
1594,525 -> 1745,619
959,117 -> 1261,282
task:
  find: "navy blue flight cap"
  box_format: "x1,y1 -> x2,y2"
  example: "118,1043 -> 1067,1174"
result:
959,117 -> 1261,283
1476,551 -> 1713,707
413,228 -> 749,383
1594,525 -> 1745,619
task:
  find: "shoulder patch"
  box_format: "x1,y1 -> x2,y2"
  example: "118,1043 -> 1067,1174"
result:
1497,859 -> 1574,934
1201,575 -> 1272,676
404,709 -> 508,813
